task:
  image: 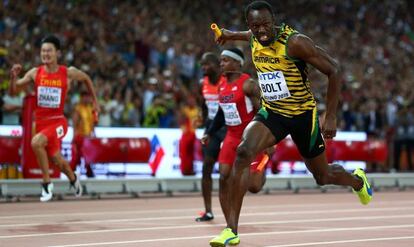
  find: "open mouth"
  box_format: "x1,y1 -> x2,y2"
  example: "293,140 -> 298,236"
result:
259,34 -> 269,42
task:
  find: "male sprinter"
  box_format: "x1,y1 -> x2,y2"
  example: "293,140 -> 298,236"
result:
210,1 -> 372,245
204,49 -> 272,244
9,35 -> 100,202
196,52 -> 227,221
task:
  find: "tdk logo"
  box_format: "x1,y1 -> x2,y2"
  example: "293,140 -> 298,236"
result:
258,72 -> 281,81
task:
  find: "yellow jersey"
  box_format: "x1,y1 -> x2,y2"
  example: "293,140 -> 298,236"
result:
181,106 -> 201,133
74,104 -> 94,136
251,23 -> 316,117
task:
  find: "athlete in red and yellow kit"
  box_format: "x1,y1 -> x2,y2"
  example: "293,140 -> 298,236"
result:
71,91 -> 96,177
9,35 -> 100,202
202,48 -> 273,234
178,95 -> 202,175
196,53 -> 227,222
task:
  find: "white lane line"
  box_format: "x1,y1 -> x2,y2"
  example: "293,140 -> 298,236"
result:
1,199 -> 414,220
47,224 -> 414,247
1,213 -> 414,239
264,236 -> 414,247
0,206 -> 413,228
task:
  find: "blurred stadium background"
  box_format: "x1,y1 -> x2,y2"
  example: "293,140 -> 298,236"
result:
0,0 -> 414,197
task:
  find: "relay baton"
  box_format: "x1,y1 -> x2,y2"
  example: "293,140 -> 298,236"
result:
256,154 -> 270,172
210,23 -> 222,39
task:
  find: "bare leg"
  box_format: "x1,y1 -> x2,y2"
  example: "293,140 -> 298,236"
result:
51,152 -> 75,182
218,163 -> 232,223
31,134 -> 50,183
201,156 -> 216,214
248,169 -> 266,193
407,140 -> 413,170
227,121 -> 276,234
393,139 -> 402,171
305,152 -> 363,190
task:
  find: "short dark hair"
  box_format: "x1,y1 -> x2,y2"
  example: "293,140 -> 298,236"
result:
41,35 -> 61,50
245,1 -> 274,21
201,52 -> 220,65
225,47 -> 244,60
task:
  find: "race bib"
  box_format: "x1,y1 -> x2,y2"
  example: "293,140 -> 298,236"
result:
37,86 -> 62,108
206,100 -> 219,120
220,102 -> 242,126
257,71 -> 291,101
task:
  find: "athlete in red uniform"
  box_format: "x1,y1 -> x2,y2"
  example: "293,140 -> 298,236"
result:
196,53 -> 227,222
202,48 -> 273,229
9,35 -> 99,202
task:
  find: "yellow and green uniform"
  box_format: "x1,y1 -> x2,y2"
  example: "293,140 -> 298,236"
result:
251,24 -> 323,159
251,23 -> 316,117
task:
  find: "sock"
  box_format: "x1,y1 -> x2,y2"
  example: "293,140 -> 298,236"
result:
42,182 -> 50,193
70,174 -> 77,185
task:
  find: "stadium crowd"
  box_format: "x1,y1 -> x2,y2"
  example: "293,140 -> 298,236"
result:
0,0 -> 413,170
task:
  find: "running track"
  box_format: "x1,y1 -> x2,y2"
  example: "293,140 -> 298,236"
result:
1,190 -> 414,247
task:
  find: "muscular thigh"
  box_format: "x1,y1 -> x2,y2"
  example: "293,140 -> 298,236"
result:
288,108 -> 325,159
203,127 -> 226,160
252,107 -> 288,150
241,120 -> 277,154
218,133 -> 240,166
36,118 -> 68,157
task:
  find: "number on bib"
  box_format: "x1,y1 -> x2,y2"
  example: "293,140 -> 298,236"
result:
37,86 -> 62,108
220,102 -> 242,126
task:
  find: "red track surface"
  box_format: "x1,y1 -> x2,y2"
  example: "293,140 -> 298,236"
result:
1,190 -> 414,247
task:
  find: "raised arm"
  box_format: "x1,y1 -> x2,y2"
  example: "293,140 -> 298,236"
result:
216,29 -> 252,45
243,78 -> 261,112
68,66 -> 100,113
9,64 -> 37,96
287,34 -> 342,139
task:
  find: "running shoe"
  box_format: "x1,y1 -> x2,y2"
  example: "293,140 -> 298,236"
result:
196,212 -> 214,222
209,228 -> 240,246
352,168 -> 372,205
70,173 -> 83,197
40,182 -> 54,202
